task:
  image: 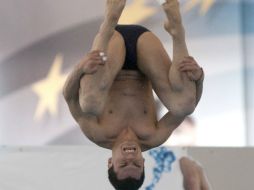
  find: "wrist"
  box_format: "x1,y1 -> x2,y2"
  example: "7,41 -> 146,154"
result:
75,62 -> 85,76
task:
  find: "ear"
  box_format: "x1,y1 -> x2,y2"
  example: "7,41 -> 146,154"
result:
108,157 -> 113,168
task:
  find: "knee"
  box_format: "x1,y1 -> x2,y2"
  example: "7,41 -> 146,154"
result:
79,95 -> 103,116
171,97 -> 196,117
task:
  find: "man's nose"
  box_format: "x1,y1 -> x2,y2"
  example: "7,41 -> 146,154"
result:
125,155 -> 137,163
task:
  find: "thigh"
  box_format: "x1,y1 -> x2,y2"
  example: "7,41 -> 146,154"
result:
137,32 -> 173,110
137,32 -> 196,115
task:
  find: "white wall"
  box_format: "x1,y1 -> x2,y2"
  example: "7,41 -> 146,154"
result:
188,147 -> 254,190
1,146 -> 254,190
0,146 -> 186,190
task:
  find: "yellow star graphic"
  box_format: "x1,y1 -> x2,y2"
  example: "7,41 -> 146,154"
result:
183,0 -> 215,15
32,54 -> 67,121
119,0 -> 157,24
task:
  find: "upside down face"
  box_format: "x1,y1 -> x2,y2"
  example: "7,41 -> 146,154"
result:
108,141 -> 145,179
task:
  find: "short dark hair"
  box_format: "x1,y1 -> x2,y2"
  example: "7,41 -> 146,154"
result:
108,166 -> 145,190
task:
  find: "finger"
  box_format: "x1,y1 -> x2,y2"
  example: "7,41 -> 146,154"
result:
179,61 -> 196,66
91,59 -> 105,65
180,61 -> 200,68
180,65 -> 199,72
91,54 -> 107,64
91,54 -> 107,63
183,57 -> 197,64
83,65 -> 97,74
179,62 -> 198,69
88,66 -> 99,74
90,51 -> 107,60
102,55 -> 108,63
90,56 -> 107,63
90,52 -> 104,58
85,60 -> 102,69
86,53 -> 99,61
187,72 -> 196,80
99,51 -> 106,57
90,50 -> 101,55
181,59 -> 197,65
182,58 -> 196,63
98,51 -> 108,63
87,51 -> 100,58
91,56 -> 105,62
180,68 -> 197,73
184,56 -> 195,60
179,65 -> 198,72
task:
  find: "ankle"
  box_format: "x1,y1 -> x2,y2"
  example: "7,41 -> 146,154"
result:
104,8 -> 122,27
172,32 -> 185,42
166,26 -> 185,41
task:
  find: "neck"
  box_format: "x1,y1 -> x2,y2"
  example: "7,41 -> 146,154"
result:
112,128 -> 140,150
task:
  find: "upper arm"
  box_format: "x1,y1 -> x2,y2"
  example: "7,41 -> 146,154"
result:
149,111 -> 185,147
65,98 -> 84,122
77,114 -> 102,141
66,100 -> 104,142
62,64 -> 85,121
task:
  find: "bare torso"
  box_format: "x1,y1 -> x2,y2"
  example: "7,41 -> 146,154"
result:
64,1 -> 203,152
80,70 -> 159,150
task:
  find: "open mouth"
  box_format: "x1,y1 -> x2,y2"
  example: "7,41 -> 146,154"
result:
123,146 -> 137,153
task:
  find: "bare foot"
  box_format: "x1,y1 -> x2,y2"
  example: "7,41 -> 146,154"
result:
162,0 -> 185,38
97,0 -> 126,46
105,0 -> 126,24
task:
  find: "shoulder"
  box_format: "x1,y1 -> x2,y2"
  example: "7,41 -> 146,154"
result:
78,115 -> 113,148
141,127 -> 173,151
78,114 -> 99,135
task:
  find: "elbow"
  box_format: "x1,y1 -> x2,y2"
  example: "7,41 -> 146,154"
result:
80,104 -> 101,117
62,88 -> 68,101
62,87 -> 71,102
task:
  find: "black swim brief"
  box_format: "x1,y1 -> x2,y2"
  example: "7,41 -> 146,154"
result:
115,25 -> 150,70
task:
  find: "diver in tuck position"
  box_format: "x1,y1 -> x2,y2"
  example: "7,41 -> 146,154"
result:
63,0 -> 204,189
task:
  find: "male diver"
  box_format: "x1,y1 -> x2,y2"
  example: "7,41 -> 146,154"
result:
63,0 -> 204,189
